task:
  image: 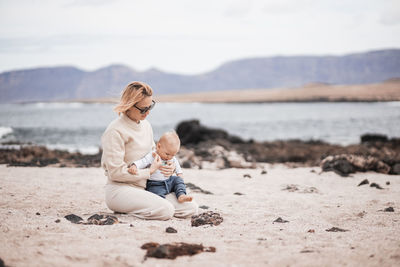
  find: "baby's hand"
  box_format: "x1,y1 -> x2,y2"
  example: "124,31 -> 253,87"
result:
128,164 -> 138,175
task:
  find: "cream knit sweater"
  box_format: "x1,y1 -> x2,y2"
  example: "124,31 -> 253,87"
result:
101,113 -> 155,188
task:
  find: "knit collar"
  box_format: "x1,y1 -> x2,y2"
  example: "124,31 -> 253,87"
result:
121,113 -> 142,129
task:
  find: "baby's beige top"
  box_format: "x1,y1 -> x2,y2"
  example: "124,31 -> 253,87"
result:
101,113 -> 155,188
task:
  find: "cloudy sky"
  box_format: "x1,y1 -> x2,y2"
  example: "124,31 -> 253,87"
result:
0,0 -> 399,74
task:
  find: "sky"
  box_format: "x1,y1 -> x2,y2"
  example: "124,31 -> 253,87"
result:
0,0 -> 399,75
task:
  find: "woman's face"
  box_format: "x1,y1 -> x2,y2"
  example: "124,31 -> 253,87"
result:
126,96 -> 153,122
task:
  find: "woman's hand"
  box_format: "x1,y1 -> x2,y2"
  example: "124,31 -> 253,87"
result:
159,160 -> 175,177
149,154 -> 162,175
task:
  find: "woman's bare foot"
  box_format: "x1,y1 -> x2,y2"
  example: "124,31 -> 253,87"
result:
178,195 -> 193,203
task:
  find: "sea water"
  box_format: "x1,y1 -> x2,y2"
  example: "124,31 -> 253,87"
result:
1,102 -> 399,154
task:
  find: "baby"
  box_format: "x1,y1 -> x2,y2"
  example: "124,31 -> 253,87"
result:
128,131 -> 193,203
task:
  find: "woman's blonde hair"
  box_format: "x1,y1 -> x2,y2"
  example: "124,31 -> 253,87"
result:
114,81 -> 153,115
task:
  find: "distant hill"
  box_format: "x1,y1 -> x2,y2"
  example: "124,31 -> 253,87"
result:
0,49 -> 399,103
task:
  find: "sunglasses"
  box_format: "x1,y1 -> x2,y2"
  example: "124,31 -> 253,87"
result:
134,100 -> 156,114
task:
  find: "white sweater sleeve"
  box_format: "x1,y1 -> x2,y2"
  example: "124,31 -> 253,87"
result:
132,151 -> 154,169
101,129 -> 150,186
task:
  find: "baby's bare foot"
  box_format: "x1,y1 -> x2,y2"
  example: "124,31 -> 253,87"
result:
178,195 -> 193,203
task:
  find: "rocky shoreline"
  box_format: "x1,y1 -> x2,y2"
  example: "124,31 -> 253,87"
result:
1,120 -> 399,175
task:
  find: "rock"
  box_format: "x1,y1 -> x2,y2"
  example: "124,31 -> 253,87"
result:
391,163 -> 400,174
234,192 -> 244,195
361,134 -> 388,143
141,242 -> 216,259
282,184 -> 299,192
273,217 -> 289,223
55,219 -> 60,223
36,212 -> 40,215
186,183 -> 213,195
321,154 -> 391,176
321,157 -> 355,176
302,187 -> 319,194
370,183 -> 383,189
325,227 -> 348,232
176,120 -> 244,146
166,227 -> 177,233
199,205 -> 209,209
358,179 -> 369,186
64,214 -> 118,225
243,174 -> 251,178
191,211 -> 223,227
386,181 -> 390,185
307,229 -> 315,233
384,207 -> 394,212
261,170 -> 267,174
86,214 -> 118,225
64,214 -> 83,224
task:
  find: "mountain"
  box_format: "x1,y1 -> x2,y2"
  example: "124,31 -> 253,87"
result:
0,49 -> 399,103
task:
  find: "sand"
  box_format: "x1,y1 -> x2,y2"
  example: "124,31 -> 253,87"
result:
0,164 -> 399,266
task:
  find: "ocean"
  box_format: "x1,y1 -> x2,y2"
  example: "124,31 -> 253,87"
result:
1,102 -> 400,154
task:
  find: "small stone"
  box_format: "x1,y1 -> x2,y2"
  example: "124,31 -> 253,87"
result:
130,224 -> 134,227
64,214 -> 83,224
243,174 -> 252,178
358,179 -> 369,186
386,181 -> 390,185
55,219 -> 61,223
141,242 -> 215,259
261,170 -> 267,175
234,192 -> 244,195
36,212 -> 41,215
273,217 -> 289,223
199,205 -> 209,209
307,229 -> 315,233
370,183 -> 383,189
326,227 -> 348,232
384,207 -> 394,212
166,227 -> 177,233
191,211 -> 223,227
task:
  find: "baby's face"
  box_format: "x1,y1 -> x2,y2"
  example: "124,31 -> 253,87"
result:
156,140 -> 179,161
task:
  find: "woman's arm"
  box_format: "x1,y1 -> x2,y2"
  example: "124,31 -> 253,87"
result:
101,129 -> 150,186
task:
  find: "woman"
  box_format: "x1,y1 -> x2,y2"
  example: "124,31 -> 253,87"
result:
101,81 -> 198,220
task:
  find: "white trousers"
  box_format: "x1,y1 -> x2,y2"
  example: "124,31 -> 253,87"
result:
105,183 -> 198,220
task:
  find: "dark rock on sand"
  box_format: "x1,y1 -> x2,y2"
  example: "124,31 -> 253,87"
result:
386,181 -> 390,185
0,145 -> 101,167
64,214 -> 83,224
166,227 -> 178,233
86,214 -> 118,225
358,179 -> 369,186
55,219 -> 60,223
283,184 -> 299,192
141,242 -> 216,259
384,207 -> 394,212
361,134 -> 389,143
273,217 -> 289,223
234,192 -> 244,195
176,120 -> 245,145
326,227 -> 349,232
0,258 -> 5,267
261,170 -> 267,174
199,205 -> 209,209
243,174 -> 252,178
64,214 -> 118,225
191,211 -> 223,227
321,154 -> 391,176
392,163 -> 400,174
370,183 -> 384,189
185,183 -> 213,195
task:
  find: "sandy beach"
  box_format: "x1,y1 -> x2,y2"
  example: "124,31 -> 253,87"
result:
1,164 -> 399,266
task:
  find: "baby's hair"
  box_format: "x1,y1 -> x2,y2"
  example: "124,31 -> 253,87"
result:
159,131 -> 181,148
